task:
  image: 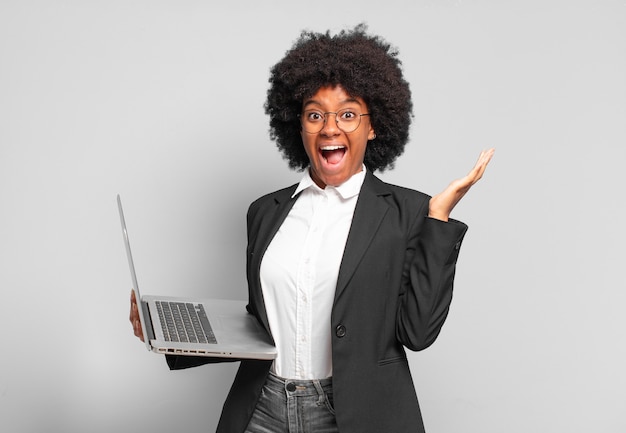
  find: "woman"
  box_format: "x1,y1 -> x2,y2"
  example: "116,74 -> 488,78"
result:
130,25 -> 493,433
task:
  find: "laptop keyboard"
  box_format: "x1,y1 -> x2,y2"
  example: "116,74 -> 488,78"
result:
155,301 -> 217,344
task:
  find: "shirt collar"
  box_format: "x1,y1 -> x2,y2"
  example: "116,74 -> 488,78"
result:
292,165 -> 367,199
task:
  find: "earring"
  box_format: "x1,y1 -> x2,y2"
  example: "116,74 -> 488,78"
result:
371,134 -> 377,140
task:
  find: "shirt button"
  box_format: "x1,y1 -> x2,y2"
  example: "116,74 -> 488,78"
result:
335,324 -> 346,338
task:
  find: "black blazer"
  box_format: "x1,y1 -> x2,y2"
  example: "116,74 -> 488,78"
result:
168,171 -> 468,433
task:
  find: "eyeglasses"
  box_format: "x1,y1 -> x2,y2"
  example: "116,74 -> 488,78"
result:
300,109 -> 370,134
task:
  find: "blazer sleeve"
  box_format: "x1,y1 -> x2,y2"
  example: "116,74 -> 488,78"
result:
396,209 -> 468,351
165,354 -> 240,370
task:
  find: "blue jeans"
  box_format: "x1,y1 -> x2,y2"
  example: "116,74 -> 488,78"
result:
244,372 -> 338,433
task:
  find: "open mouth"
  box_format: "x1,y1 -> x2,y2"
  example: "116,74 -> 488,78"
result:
320,145 -> 346,165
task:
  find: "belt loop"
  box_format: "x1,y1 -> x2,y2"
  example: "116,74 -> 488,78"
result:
312,379 -> 325,406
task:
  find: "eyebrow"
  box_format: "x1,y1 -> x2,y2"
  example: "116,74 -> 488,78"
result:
302,97 -> 363,110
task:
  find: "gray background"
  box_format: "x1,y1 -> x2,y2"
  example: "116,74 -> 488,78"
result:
1,1 -> 624,432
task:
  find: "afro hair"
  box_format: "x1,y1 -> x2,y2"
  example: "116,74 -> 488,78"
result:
265,24 -> 413,172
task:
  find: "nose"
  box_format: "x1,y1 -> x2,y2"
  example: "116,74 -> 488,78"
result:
319,112 -> 340,136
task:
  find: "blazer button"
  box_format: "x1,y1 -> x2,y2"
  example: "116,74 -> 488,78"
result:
335,324 -> 346,338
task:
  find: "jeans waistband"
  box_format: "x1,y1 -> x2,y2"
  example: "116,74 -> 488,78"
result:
267,371 -> 333,397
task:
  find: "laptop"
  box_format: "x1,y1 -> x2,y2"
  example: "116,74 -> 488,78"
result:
117,194 -> 277,360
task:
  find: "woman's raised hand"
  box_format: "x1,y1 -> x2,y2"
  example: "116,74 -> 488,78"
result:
428,148 -> 495,222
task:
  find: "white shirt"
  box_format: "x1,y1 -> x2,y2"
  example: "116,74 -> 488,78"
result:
260,168 -> 365,379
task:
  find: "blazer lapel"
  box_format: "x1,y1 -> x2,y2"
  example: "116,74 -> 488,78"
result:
335,172 -> 390,303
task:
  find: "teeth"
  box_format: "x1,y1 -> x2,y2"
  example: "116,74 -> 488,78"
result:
321,145 -> 345,151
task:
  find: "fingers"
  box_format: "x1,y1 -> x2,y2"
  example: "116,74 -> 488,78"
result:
468,148 -> 495,184
129,290 -> 144,342
133,315 -> 144,342
428,148 -> 495,222
129,290 -> 136,323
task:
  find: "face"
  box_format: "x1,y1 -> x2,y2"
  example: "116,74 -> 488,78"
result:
300,85 -> 375,188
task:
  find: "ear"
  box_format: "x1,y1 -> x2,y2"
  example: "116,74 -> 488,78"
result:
368,125 -> 376,141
